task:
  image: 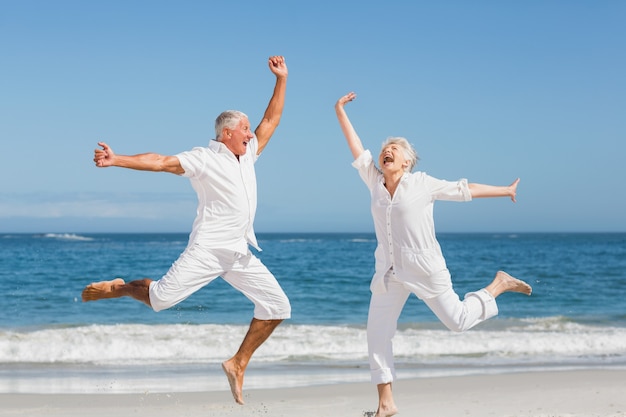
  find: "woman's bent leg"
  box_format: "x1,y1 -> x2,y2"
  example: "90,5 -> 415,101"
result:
423,287 -> 498,333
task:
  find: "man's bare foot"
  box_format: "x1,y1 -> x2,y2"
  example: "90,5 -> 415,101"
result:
81,278 -> 125,302
487,271 -> 532,297
222,360 -> 245,405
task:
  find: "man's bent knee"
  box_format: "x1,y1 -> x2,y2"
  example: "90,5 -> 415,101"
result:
254,296 -> 291,321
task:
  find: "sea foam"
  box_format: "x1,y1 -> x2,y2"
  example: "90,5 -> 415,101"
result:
2,318 -> 625,368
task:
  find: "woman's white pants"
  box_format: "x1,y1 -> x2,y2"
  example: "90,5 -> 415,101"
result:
367,271 -> 498,385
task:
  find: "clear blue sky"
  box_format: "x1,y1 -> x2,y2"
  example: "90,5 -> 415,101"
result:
1,1 -> 625,233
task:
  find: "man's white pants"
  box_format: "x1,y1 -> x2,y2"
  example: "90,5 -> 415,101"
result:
149,244 -> 291,321
367,270 -> 498,385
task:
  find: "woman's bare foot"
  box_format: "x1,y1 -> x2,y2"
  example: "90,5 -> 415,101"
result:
486,271 -> 532,297
374,383 -> 398,417
222,359 -> 245,405
375,405 -> 399,417
81,278 -> 125,302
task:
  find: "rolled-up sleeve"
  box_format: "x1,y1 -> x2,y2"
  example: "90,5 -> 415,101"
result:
426,175 -> 472,202
352,150 -> 381,189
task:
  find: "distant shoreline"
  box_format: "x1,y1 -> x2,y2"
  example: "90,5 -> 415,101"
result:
3,231 -> 626,235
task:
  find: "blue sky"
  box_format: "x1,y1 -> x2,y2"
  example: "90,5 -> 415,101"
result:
1,1 -> 625,233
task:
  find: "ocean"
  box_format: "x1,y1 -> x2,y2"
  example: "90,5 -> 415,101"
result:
1,232 -> 625,394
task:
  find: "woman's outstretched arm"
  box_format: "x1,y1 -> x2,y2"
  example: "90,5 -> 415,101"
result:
469,178 -> 520,202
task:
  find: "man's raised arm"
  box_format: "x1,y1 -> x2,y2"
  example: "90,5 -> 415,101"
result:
255,56 -> 288,155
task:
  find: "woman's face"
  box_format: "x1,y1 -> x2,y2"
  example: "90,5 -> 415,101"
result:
378,143 -> 409,174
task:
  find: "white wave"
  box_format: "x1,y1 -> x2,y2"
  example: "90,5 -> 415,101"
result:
42,233 -> 94,241
1,319 -> 625,367
276,238 -> 323,243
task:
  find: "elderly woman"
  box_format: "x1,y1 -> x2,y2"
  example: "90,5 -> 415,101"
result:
335,92 -> 532,417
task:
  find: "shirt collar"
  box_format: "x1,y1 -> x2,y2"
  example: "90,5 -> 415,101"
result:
380,171 -> 410,184
209,139 -> 241,160
209,139 -> 227,153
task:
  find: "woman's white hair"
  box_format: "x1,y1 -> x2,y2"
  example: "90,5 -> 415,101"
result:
380,136 -> 419,172
215,110 -> 248,140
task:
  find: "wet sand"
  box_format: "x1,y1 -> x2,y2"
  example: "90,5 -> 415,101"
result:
2,369 -> 625,417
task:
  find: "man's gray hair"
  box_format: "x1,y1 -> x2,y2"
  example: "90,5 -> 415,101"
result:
380,137 -> 419,172
215,110 -> 248,140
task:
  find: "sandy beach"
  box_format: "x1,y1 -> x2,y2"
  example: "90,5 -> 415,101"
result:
2,369 -> 625,417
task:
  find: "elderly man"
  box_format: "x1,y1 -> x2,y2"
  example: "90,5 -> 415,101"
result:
82,56 -> 290,405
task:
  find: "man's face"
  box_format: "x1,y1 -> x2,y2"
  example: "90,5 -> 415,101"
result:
222,117 -> 254,157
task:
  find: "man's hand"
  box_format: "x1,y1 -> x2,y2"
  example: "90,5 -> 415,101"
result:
268,55 -> 288,79
94,142 -> 115,167
508,178 -> 520,203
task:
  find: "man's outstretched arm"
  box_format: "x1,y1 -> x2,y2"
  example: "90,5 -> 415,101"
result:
94,142 -> 184,175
